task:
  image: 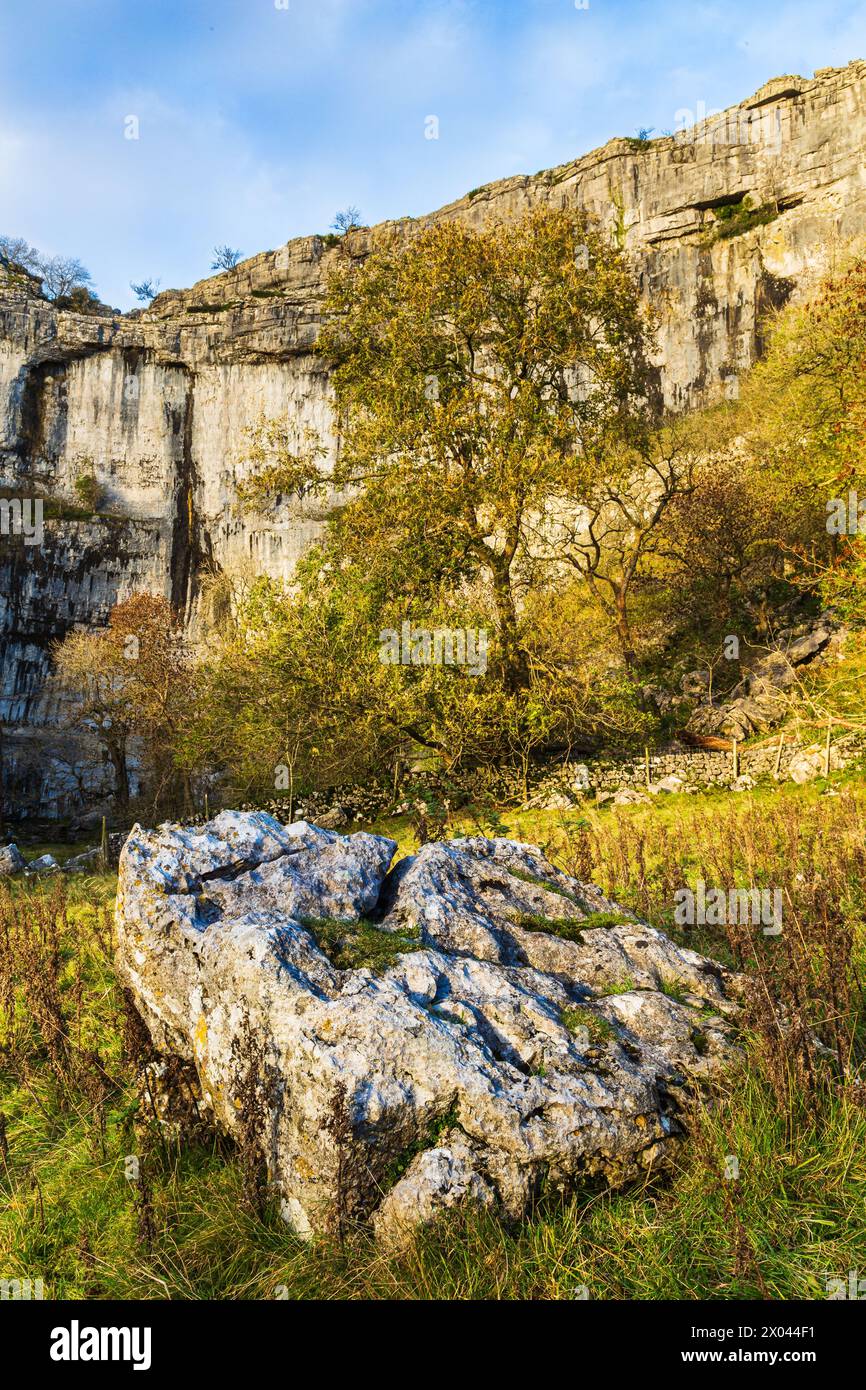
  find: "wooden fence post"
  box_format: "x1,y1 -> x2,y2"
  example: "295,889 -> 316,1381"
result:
773,732 -> 785,781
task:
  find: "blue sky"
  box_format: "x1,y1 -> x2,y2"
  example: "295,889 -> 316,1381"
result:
1,0 -> 864,308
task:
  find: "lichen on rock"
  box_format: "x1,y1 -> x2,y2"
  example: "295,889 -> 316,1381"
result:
116,810 -> 741,1244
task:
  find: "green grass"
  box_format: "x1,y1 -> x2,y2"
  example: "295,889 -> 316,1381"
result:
510,912 -> 586,940
300,916 -> 420,972
510,910 -> 632,941
658,978 -> 690,1004
580,910 -> 635,929
709,198 -> 780,242
561,1006 -> 616,1044
2,775 -> 865,1299
3,1050 -> 862,1299
361,775 -> 840,868
597,975 -> 638,997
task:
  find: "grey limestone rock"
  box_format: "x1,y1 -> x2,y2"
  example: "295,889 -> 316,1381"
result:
116,811 -> 741,1245
0,843 -> 25,875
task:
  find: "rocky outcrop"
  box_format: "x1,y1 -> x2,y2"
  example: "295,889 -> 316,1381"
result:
62,847 -> 103,874
116,811 -> 740,1244
4,61 -> 866,817
0,842 -> 25,874
686,618 -> 838,741
26,852 -> 59,874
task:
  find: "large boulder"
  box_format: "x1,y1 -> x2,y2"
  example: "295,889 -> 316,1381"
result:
116,811 -> 740,1245
0,843 -> 25,875
26,853 -> 60,875
687,689 -> 788,741
63,847 -> 104,874
613,786 -> 651,806
652,774 -> 687,795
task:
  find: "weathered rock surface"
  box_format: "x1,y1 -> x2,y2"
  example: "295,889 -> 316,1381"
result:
730,774 -> 757,793
652,774 -> 688,795
687,618 -> 838,741
26,852 -> 59,874
62,847 -> 104,873
521,789 -> 580,812
0,842 -> 25,875
613,787 -> 651,806
116,811 -> 740,1244
787,744 -> 841,784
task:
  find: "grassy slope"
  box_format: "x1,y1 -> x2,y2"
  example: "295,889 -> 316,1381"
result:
1,775 -> 865,1300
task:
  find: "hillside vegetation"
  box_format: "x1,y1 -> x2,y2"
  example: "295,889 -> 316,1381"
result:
6,210 -> 866,1301
49,215 -> 866,815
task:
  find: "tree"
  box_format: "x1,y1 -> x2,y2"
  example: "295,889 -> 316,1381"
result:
556,428 -> 696,670
0,240 -> 100,304
39,255 -> 94,301
130,278 -> 160,302
246,208 -> 657,695
52,594 -> 194,817
738,256 -> 866,615
208,208 -> 660,783
51,624 -> 134,810
0,235 -> 41,273
55,286 -> 103,315
187,558 -> 635,798
618,257 -> 866,675
332,206 -> 362,236
653,441 -> 776,640
211,245 -> 243,271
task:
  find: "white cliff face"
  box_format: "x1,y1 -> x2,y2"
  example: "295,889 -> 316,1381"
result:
2,60 -> 866,817
190,357 -> 339,584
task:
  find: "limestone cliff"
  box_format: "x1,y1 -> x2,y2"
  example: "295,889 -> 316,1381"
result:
2,60 -> 865,819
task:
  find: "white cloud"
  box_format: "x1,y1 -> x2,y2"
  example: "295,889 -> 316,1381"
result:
2,0 -> 863,307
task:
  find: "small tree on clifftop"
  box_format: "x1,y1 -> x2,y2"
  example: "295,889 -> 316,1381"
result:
211,245 -> 243,271
130,278 -> 161,303
40,255 -> 94,301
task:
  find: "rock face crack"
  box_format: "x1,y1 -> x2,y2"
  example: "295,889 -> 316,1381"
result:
116,810 -> 741,1245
